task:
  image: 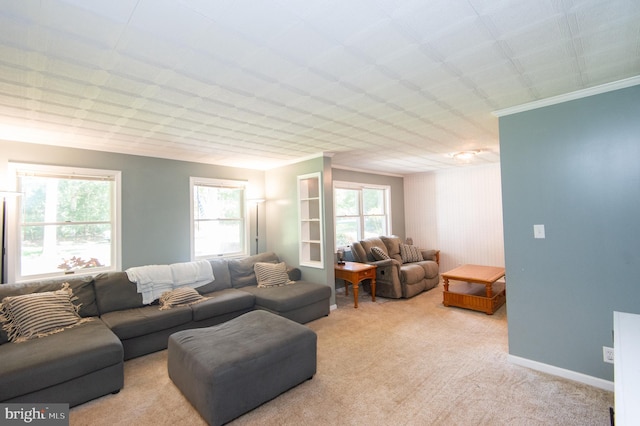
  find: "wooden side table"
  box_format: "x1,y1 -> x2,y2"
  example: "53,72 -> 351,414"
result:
334,261 -> 376,308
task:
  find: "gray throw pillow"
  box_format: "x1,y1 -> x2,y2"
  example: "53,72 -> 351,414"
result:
400,244 -> 423,263
371,246 -> 390,261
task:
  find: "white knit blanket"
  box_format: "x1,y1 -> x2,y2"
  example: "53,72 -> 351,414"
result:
126,260 -> 214,304
170,260 -> 214,289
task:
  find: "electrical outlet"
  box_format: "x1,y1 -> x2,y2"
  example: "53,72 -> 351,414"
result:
603,346 -> 614,364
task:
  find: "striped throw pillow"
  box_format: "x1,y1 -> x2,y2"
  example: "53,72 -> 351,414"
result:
254,262 -> 294,288
370,246 -> 390,261
400,244 -> 423,263
159,287 -> 208,310
0,283 -> 90,343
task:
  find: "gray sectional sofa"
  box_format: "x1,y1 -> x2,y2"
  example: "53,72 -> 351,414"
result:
0,252 -> 331,407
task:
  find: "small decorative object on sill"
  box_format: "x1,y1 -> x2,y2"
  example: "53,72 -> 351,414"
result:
57,256 -> 103,273
336,248 -> 345,265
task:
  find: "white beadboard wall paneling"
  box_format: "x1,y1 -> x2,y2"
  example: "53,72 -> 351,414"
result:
405,163 -> 504,273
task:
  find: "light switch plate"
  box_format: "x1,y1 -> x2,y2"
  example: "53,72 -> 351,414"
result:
534,224 -> 545,239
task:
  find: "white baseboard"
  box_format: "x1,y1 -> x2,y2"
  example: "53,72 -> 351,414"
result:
508,355 -> 614,392
330,304 -> 337,311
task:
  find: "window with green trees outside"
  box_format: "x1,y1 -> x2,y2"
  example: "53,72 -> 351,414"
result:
12,164 -> 120,281
334,182 -> 390,249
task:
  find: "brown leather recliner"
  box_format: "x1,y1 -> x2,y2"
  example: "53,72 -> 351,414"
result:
350,235 -> 439,299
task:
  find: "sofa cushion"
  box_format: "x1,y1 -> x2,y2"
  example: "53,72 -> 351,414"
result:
400,244 -> 423,263
417,260 -> 439,279
254,262 -> 293,288
195,259 -> 232,294
400,263 -> 426,283
191,289 -> 255,322
0,320 -> 122,401
350,241 -> 368,263
100,305 -> 192,340
94,272 -> 145,314
359,238 -> 388,262
228,252 -> 279,288
380,235 -> 403,263
241,281 -> 331,314
287,267 -> 302,281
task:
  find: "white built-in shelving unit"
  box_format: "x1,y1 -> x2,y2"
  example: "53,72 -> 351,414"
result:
298,172 -> 323,268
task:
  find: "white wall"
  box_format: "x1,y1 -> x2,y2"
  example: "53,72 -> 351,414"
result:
404,163 -> 504,273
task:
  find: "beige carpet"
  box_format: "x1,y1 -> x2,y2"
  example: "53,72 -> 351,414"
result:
70,284 -> 613,425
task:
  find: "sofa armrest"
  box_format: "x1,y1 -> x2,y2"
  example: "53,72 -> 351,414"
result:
366,258 -> 402,275
367,258 -> 392,267
420,249 -> 440,265
287,267 -> 302,281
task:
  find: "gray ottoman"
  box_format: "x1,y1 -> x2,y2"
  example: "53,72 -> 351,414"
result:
168,310 -> 317,426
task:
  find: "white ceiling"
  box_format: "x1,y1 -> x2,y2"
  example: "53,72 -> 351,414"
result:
1,0 -> 639,175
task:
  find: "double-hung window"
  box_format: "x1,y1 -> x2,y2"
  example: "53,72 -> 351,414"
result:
10,163 -> 121,281
334,181 -> 391,249
191,177 -> 248,259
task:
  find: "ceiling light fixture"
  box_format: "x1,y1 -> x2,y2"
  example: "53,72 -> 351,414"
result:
451,150 -> 482,162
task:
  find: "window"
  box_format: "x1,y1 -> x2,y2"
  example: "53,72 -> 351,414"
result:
334,181 -> 390,249
10,163 -> 121,281
191,177 -> 248,259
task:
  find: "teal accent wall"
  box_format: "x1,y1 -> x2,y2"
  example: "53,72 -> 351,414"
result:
499,84 -> 640,381
0,140 -> 265,270
266,156 -> 335,304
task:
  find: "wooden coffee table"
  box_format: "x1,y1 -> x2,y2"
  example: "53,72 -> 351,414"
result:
334,261 -> 376,308
441,264 -> 506,315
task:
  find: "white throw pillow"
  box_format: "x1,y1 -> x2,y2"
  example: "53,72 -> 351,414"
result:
254,262 -> 294,288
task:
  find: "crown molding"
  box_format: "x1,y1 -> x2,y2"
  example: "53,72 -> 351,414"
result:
492,75 -> 640,117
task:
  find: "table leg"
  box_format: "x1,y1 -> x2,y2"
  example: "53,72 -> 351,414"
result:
370,277 -> 376,302
485,282 -> 494,315
442,277 -> 449,307
353,280 -> 359,309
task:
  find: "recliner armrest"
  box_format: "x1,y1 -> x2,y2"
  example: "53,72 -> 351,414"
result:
420,249 -> 440,265
366,259 -> 402,274
368,258 -> 394,267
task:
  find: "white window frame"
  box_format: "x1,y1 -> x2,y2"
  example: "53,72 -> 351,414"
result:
190,177 -> 249,260
333,181 -> 391,250
7,162 -> 122,283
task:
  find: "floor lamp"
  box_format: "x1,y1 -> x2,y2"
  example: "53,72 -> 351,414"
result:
249,199 -> 265,255
1,191 -> 21,284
